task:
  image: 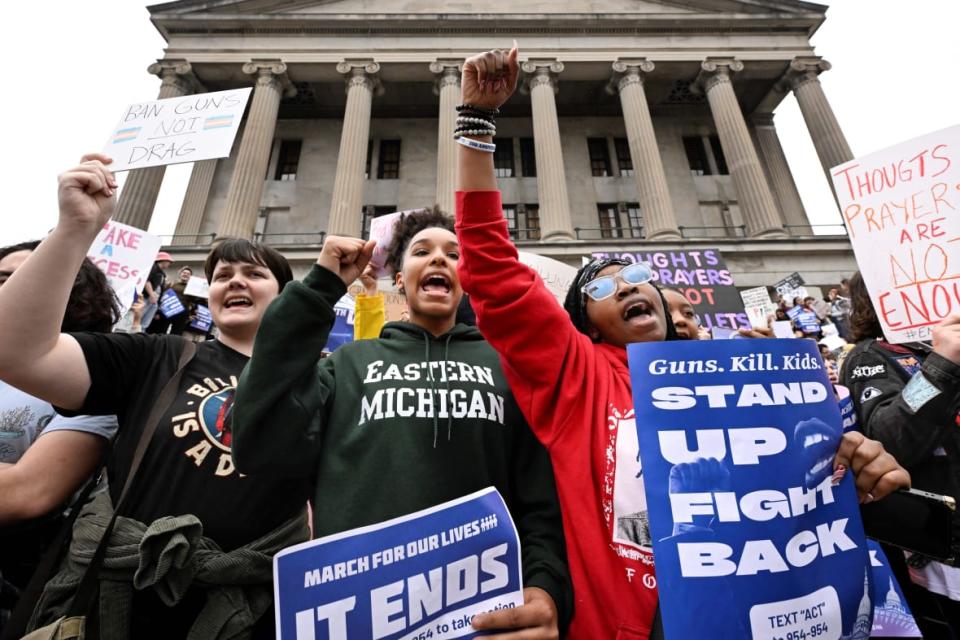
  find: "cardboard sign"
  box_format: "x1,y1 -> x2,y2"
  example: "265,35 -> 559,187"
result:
184,276 -> 210,299
518,251 -> 578,304
103,88 -> 252,172
274,487 -> 523,640
158,288 -> 186,318
627,339 -> 873,639
87,220 -> 163,314
591,249 -> 747,330
189,304 -> 212,332
832,124 -> 960,343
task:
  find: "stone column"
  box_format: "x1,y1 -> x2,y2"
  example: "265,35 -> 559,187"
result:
608,60 -> 680,240
750,113 -> 811,233
430,61 -> 461,215
783,57 -> 854,181
695,59 -> 785,238
521,61 -> 574,242
217,61 -> 296,239
172,159 -> 217,245
327,61 -> 382,238
114,60 -> 196,230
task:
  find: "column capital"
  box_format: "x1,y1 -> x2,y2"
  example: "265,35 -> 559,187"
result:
606,59 -> 655,95
430,60 -> 462,95
781,56 -> 832,91
693,58 -> 744,93
520,60 -> 563,94
337,60 -> 384,96
147,59 -> 199,94
242,60 -> 297,98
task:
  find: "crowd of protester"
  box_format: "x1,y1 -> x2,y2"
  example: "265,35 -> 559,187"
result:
0,44 -> 956,640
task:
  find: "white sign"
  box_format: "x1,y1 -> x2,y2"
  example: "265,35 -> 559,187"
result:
518,251 -> 577,303
740,286 -> 775,329
103,88 -> 252,172
831,124 -> 960,343
772,320 -> 795,339
87,220 -> 162,314
184,275 -> 210,299
367,211 -> 405,278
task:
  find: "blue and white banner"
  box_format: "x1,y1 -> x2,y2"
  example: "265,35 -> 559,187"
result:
158,288 -> 186,318
324,294 -> 355,353
274,487 -> 524,640
627,339 -> 873,639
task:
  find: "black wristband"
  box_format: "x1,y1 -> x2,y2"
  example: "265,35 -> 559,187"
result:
457,103 -> 500,117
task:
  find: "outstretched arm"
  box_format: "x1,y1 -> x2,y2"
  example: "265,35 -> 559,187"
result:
0,155 -> 118,410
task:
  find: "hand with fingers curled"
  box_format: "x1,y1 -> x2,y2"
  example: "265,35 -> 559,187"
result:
358,263 -> 379,297
316,235 -> 377,287
834,430 -> 911,504
470,587 -> 559,639
932,313 -> 960,365
668,457 -> 731,535
57,153 -> 119,235
461,43 -> 521,112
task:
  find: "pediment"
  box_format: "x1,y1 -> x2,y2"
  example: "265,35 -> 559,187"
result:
150,0 -> 826,17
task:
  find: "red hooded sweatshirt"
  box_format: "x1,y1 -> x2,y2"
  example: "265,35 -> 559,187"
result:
457,191 -> 659,639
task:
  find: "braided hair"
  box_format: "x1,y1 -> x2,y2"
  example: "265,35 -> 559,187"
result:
563,258 -> 679,342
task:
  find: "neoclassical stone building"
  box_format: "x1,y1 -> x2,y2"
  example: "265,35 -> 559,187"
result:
122,0 -> 857,287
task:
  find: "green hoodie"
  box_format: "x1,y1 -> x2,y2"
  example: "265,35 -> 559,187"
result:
232,265 -> 571,627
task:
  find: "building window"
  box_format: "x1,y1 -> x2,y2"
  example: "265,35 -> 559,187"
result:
503,204 -> 542,241
626,203 -> 643,238
377,140 -> 401,179
365,139 -> 373,179
683,136 -> 711,176
361,205 -> 397,238
274,140 -> 302,181
494,137 -> 515,178
588,138 -> 612,177
709,135 -> 729,175
614,138 -> 634,177
519,137 -> 537,177
597,204 -> 623,239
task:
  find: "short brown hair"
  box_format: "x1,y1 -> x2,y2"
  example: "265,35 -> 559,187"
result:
204,239 -> 293,290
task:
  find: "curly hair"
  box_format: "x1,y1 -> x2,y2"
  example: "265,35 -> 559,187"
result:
0,240 -> 120,332
384,206 -> 455,275
847,271 -> 883,343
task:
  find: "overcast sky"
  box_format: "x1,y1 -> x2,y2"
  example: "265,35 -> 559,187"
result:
0,1 -> 957,245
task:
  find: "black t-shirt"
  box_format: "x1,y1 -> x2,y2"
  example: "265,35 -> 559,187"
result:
147,263 -> 165,291
66,332 -> 310,550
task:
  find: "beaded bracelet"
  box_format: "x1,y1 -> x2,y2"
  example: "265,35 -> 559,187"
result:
456,116 -> 496,127
454,123 -> 496,133
453,129 -> 496,137
456,103 -> 500,116
455,136 -> 496,153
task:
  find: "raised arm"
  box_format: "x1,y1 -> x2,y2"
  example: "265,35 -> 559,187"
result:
455,47 -> 596,444
0,155 -> 118,410
231,236 -> 374,477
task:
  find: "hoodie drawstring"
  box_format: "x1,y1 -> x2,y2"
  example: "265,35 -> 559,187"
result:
443,334 -> 453,442
425,335 -> 439,448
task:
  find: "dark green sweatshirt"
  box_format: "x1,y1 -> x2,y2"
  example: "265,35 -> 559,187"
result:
232,265 -> 572,628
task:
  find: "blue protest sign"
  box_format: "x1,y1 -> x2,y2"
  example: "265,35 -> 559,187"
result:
798,311 -> 822,335
189,304 -> 212,332
627,339 -> 873,639
868,541 -> 922,637
274,487 -> 523,640
323,294 -> 355,353
158,288 -> 186,318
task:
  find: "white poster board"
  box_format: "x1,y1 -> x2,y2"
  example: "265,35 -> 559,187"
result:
740,286 -> 775,329
103,88 -> 252,172
184,276 -> 210,299
367,211 -> 406,278
87,221 -> 162,314
831,124 -> 960,343
518,251 -> 578,303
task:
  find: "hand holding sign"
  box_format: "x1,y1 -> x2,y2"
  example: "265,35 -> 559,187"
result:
834,431 -> 910,504
932,313 -> 960,364
471,586 -> 558,638
317,236 -> 376,286
57,154 -> 118,236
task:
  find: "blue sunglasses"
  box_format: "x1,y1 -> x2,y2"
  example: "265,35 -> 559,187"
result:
581,262 -> 654,301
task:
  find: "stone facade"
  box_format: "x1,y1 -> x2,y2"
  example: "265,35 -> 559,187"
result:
139,0 -> 857,290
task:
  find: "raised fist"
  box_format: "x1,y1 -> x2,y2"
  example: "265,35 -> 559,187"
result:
317,236 -> 376,287
461,44 -> 520,112
57,153 -> 118,235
